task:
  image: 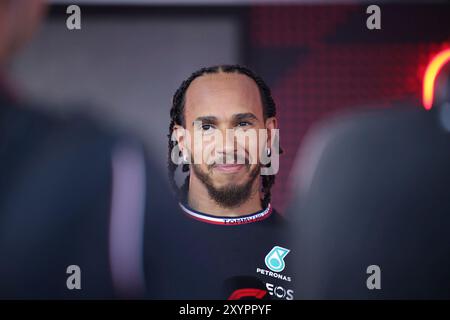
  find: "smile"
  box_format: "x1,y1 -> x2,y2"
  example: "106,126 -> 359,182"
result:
213,164 -> 245,173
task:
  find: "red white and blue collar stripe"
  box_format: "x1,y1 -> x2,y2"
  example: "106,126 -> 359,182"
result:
179,202 -> 273,225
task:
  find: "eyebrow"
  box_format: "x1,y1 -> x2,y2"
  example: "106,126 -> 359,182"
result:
193,116 -> 218,126
232,113 -> 258,122
192,113 -> 259,126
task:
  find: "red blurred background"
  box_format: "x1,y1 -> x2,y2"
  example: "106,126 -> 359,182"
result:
246,4 -> 450,211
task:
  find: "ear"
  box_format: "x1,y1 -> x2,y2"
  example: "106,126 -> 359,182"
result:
173,124 -> 187,152
265,117 -> 278,148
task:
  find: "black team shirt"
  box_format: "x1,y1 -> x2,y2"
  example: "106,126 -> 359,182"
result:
144,201 -> 294,300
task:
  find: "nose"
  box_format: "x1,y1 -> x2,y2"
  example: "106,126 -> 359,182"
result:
215,128 -> 237,163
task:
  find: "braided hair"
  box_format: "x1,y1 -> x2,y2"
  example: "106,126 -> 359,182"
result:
167,64 -> 282,208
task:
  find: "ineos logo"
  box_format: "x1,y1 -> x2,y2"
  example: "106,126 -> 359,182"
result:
265,282 -> 294,300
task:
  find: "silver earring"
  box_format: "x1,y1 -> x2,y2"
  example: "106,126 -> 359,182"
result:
182,152 -> 189,163
266,148 -> 271,157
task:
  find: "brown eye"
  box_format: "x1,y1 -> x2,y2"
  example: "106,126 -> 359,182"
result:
201,124 -> 215,132
238,121 -> 251,127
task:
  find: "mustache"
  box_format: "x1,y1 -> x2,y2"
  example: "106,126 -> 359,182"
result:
207,153 -> 251,168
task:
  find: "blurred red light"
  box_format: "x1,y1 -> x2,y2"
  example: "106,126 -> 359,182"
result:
423,49 -> 450,110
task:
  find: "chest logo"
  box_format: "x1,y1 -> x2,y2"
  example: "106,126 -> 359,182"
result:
265,246 -> 290,272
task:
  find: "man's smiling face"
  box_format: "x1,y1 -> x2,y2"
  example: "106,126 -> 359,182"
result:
176,71 -> 271,207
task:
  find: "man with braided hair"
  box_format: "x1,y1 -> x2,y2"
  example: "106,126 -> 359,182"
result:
144,65 -> 294,300
168,65 -> 280,215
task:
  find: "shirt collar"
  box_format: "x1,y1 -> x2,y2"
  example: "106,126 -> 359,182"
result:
178,202 -> 273,226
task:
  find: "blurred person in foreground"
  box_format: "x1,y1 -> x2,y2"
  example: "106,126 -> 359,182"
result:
288,56 -> 450,299
0,0 -> 176,299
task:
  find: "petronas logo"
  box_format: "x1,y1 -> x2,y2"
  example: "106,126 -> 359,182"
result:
265,246 -> 290,272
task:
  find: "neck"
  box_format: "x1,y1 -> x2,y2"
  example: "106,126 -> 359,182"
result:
187,173 -> 263,217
